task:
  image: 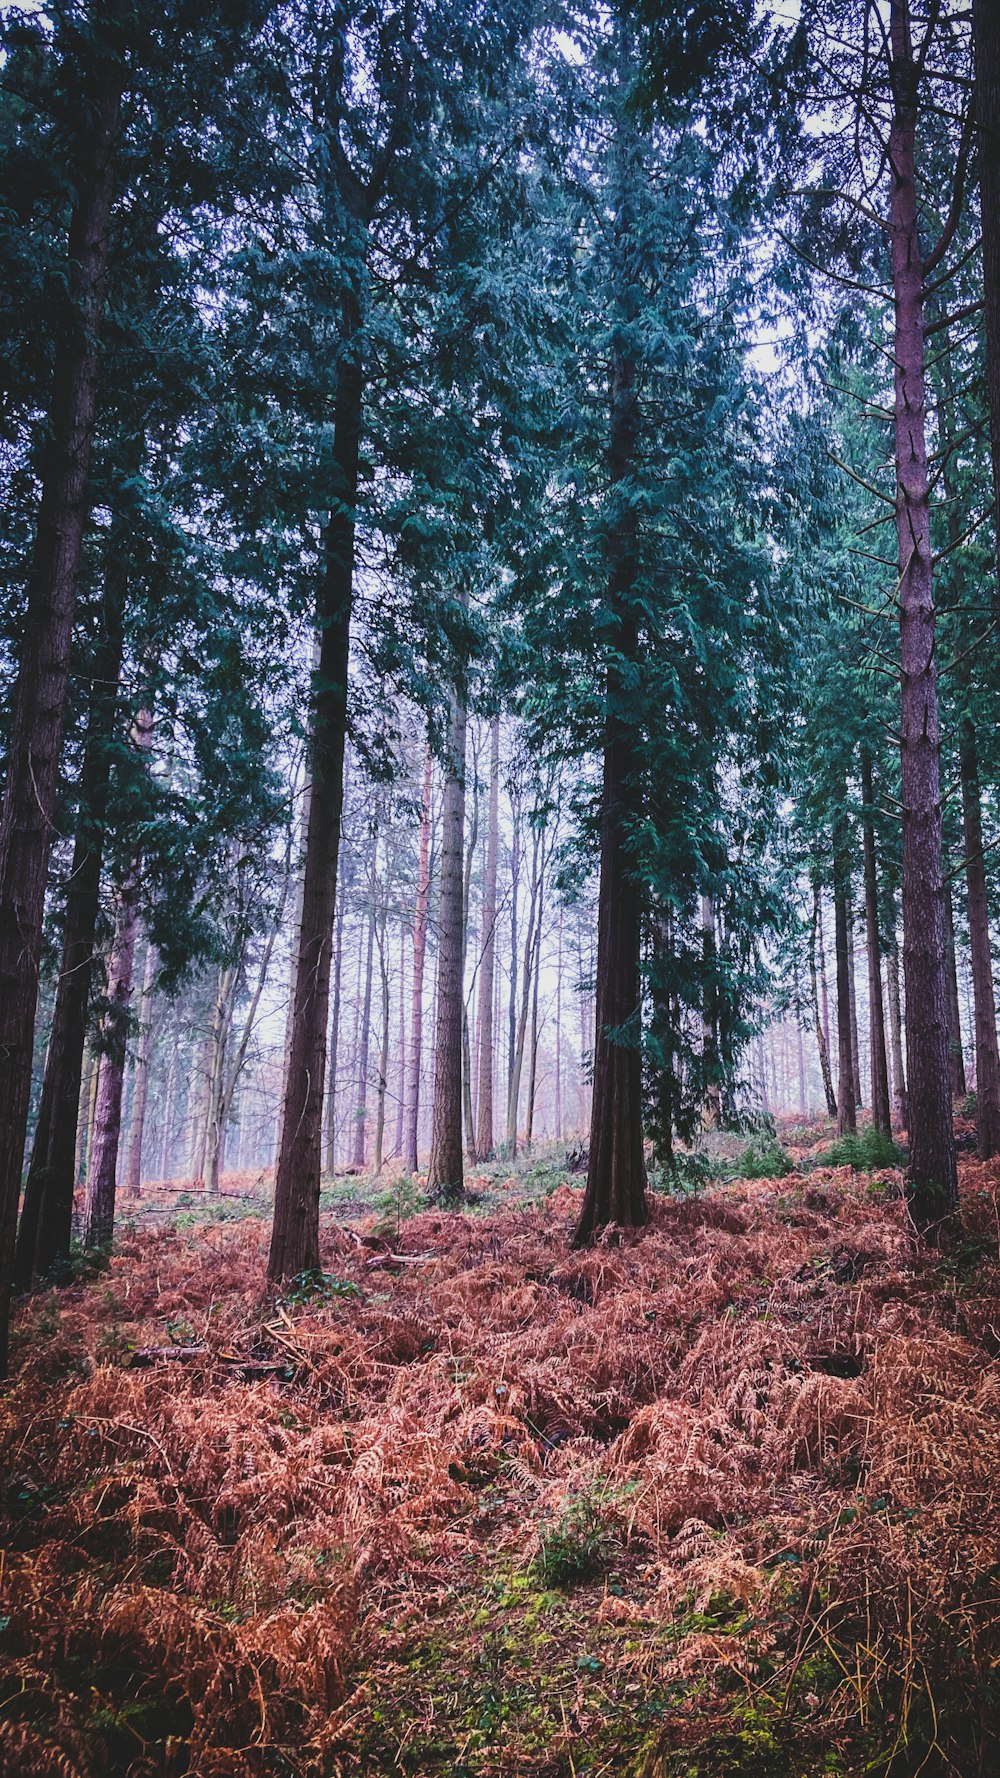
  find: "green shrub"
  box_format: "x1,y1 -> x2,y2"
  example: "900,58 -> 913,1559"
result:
816,1126 -> 906,1172
535,1494 -> 611,1588
736,1133 -> 794,1180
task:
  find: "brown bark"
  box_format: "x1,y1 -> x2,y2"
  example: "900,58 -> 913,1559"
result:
324,905 -> 345,1174
810,880 -> 838,1119
0,54 -> 121,1368
887,936 -> 908,1130
13,553 -> 126,1288
889,0 -> 958,1225
861,752 -> 892,1136
847,894 -> 862,1109
124,941 -> 157,1196
204,964 -> 236,1195
427,689 -> 468,1199
83,703 -> 154,1249
960,718 -> 1000,1156
974,0 -> 1000,604
574,82 -> 648,1241
833,818 -> 857,1137
404,747 -> 433,1174
475,717 -> 500,1157
943,877 -> 967,1099
373,909 -> 390,1173
352,904 -> 376,1171
267,285 -> 360,1279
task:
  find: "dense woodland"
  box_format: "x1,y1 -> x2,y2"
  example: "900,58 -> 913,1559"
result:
4,0 -> 1000,1773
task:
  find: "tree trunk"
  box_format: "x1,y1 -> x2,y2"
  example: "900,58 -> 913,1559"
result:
158,1023 -> 179,1183
352,905 -> 376,1171
960,717 -> 1000,1156
525,853 -> 546,1147
123,942 -> 157,1196
887,935 -> 908,1130
373,910 -> 390,1174
943,877 -> 967,1099
394,942 -> 406,1159
324,904 -> 345,1174
701,892 -> 721,1128
404,747 -> 432,1173
817,892 -> 831,1056
0,55 -> 121,1367
427,689 -> 468,1200
833,817 -> 857,1136
83,893 -> 140,1249
974,0 -> 1000,608
475,716 -> 500,1158
268,282 -> 361,1280
13,553 -> 126,1288
811,879 -> 838,1118
847,893 -> 862,1109
554,902 -> 564,1141
889,0 -> 958,1225
204,965 -> 236,1196
462,743 -> 479,1166
861,751 -> 892,1136
574,92 -> 648,1242
506,825 -> 542,1158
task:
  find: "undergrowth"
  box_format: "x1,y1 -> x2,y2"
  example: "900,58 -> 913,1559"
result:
4,1154 -> 1000,1774
814,1125 -> 907,1172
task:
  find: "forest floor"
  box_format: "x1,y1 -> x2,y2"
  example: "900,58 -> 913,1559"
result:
4,1122 -> 1000,1777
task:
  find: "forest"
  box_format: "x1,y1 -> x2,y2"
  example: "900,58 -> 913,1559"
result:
2,0 -> 1000,1772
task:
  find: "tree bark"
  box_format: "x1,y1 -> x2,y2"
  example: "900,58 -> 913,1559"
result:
889,0 -> 958,1225
810,879 -> 838,1118
525,852 -> 546,1147
847,892 -> 862,1108
943,877 -> 967,1099
475,716 -> 500,1158
0,52 -> 121,1367
701,892 -> 721,1128
123,941 -> 157,1196
352,903 -> 376,1171
833,816 -> 857,1137
204,965 -> 237,1196
887,934 -> 908,1130
960,717 -> 1000,1156
974,0 -> 1000,607
574,78 -> 648,1241
324,904 -> 345,1174
267,280 -> 361,1278
403,747 -> 433,1174
427,688 -> 468,1200
13,554 -> 126,1288
373,908 -> 390,1173
506,825 -> 542,1158
554,902 -> 564,1140
861,752 -> 892,1136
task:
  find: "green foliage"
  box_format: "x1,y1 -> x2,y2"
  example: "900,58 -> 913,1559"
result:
372,1175 -> 427,1243
736,1134 -> 794,1180
534,1494 -> 611,1589
816,1127 -> 906,1172
278,1270 -> 361,1309
655,1150 -> 724,1195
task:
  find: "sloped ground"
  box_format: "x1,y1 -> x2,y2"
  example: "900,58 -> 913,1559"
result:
3,1154 -> 1000,1776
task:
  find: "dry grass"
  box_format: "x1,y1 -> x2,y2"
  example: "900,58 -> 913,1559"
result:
3,1146 -> 1000,1775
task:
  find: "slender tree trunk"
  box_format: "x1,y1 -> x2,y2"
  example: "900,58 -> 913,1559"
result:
394,942 -> 406,1158
427,688 -> 468,1200
124,942 -> 157,1196
404,747 -> 432,1173
943,878 -> 967,1099
507,827 -> 542,1158
889,0 -> 958,1225
817,893 -> 831,1055
324,904 -> 345,1174
861,752 -> 892,1137
82,703 -> 154,1248
887,935 -> 908,1130
204,966 -> 236,1196
352,905 -> 375,1171
13,554 -> 126,1288
158,1024 -> 179,1183
475,716 -> 500,1157
811,879 -> 838,1119
575,78 -> 648,1242
701,892 -> 721,1128
268,277 -> 362,1279
525,855 -> 546,1147
76,1046 -> 95,1192
960,717 -> 1000,1156
83,892 -> 140,1249
796,1007 -> 807,1118
373,910 -> 390,1174
833,816 -> 857,1137
847,894 -> 862,1109
554,902 -> 564,1141
0,57 -> 121,1364
461,746 -> 479,1167
974,0 -> 1000,605
508,794 -> 521,1105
